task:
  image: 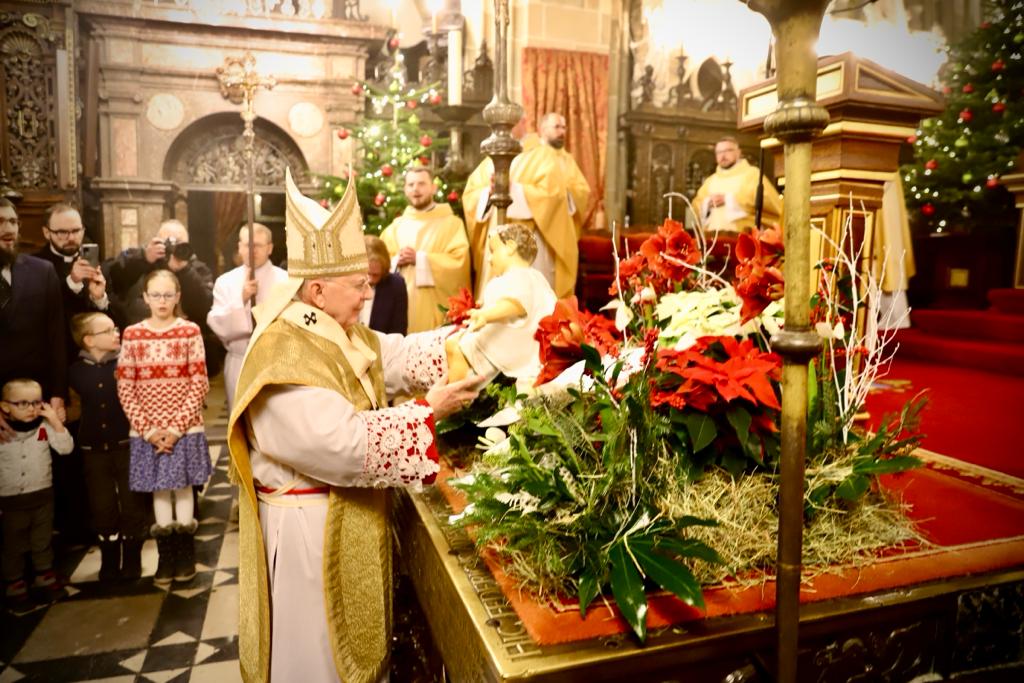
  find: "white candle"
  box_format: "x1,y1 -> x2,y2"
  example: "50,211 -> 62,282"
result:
447,28 -> 463,105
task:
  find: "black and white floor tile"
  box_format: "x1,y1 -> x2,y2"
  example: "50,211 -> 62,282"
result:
0,398 -> 242,683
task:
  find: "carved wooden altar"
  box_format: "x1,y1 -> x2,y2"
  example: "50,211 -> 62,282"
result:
397,453 -> 1024,682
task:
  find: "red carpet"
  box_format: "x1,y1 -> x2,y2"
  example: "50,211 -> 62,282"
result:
864,358 -> 1022,478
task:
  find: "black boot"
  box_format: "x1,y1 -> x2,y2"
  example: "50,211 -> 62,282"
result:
120,536 -> 144,581
98,534 -> 121,581
173,520 -> 198,583
151,524 -> 176,586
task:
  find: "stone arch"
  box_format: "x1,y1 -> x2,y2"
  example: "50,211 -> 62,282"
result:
163,113 -> 309,191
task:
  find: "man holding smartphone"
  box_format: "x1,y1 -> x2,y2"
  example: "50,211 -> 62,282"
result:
35,204 -> 115,347
34,203 -> 117,549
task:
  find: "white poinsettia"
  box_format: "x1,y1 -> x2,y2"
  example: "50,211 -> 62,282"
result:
657,287 -> 746,350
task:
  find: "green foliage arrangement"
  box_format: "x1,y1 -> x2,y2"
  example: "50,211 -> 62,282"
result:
449,217 -> 926,643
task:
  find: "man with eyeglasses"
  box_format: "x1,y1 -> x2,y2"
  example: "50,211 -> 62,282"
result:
34,203 -> 117,547
35,204 -> 117,363
0,198 -> 68,444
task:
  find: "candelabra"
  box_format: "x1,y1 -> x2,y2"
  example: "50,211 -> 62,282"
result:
480,0 -> 522,226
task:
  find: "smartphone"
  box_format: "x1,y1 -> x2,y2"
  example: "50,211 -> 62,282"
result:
80,243 -> 100,268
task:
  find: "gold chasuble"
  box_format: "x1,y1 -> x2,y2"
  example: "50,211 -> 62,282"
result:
693,158 -> 783,234
228,316 -> 390,683
463,140 -> 590,299
379,203 -> 470,332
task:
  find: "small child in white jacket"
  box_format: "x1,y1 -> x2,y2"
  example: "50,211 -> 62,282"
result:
0,378 -> 73,615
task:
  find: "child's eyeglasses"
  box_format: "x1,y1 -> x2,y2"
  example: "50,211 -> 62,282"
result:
92,326 -> 119,336
145,293 -> 177,301
6,400 -> 44,409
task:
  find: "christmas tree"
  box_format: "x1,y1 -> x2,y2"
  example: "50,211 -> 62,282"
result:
902,0 -> 1023,233
317,43 -> 464,235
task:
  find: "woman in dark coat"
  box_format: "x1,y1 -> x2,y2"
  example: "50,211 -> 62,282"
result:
363,235 -> 408,335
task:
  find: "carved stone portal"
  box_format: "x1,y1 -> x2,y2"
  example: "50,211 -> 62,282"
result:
164,114 -> 309,191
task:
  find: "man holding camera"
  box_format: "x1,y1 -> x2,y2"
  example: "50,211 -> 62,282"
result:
105,219 -> 219,374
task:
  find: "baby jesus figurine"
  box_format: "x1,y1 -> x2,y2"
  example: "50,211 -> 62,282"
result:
446,223 -> 558,390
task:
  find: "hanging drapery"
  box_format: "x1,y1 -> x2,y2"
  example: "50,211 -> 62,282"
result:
521,47 -> 609,231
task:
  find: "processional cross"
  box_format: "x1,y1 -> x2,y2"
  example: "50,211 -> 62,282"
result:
217,53 -> 276,308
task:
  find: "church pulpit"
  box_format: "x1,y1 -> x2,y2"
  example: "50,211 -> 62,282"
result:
738,52 -> 943,297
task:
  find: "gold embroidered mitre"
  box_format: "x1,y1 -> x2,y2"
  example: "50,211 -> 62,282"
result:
285,167 -> 367,277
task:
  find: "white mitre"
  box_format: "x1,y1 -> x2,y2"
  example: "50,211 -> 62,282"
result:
245,168 -> 367,352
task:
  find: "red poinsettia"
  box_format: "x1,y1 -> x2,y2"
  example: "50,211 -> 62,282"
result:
610,218 -> 704,297
650,336 -> 782,413
735,226 -> 785,323
445,287 -> 477,327
534,297 -> 620,385
639,218 -> 701,286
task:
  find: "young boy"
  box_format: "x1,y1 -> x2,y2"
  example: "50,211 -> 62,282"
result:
0,378 -> 73,615
69,313 -> 149,581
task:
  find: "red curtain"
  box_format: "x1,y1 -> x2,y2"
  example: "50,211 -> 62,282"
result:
521,47 -> 609,231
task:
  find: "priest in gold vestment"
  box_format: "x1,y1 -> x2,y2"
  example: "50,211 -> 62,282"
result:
379,167 -> 471,333
462,112 -> 591,299
693,136 -> 783,234
227,170 -> 481,683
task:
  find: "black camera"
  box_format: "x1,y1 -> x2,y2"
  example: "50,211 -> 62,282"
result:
164,237 -> 193,262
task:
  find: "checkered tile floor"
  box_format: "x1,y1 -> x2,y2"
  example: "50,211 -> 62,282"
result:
0,400 -> 241,683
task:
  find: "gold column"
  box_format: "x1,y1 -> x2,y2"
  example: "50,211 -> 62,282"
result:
745,2 -> 830,681
480,0 -> 522,226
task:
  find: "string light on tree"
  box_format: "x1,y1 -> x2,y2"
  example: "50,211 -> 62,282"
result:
901,0 -> 1022,231
316,37 -> 466,234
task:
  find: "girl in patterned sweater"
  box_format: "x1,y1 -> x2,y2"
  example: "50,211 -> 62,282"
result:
116,270 -> 210,586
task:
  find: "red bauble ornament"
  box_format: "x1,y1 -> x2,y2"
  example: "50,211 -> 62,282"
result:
959,108 -> 973,122
980,21 -> 991,29
962,83 -> 974,94
447,190 -> 459,202
993,102 -> 1007,114
986,177 -> 1000,189
381,164 -> 394,177
429,93 -> 442,105
906,135 -> 917,144
992,59 -> 1006,72
373,192 -> 386,207
351,83 -> 363,96
319,199 -> 330,208
336,128 -> 349,140
406,100 -> 418,109
419,134 -> 432,147
943,86 -> 952,95
921,203 -> 935,216
925,159 -> 939,171
388,37 -> 400,51
419,155 -> 430,165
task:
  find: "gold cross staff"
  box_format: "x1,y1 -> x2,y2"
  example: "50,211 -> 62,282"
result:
217,53 -> 276,308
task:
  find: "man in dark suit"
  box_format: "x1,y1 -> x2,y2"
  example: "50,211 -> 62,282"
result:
34,203 -> 118,360
0,198 -> 67,442
34,203 -> 114,545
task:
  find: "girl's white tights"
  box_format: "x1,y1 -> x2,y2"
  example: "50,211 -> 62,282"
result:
153,486 -> 195,527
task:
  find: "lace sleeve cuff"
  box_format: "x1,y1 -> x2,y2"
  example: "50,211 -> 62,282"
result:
357,399 -> 439,490
403,327 -> 450,393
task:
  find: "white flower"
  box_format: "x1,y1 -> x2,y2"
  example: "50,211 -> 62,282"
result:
601,298 -> 634,331
815,320 -> 846,341
477,427 -> 510,455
